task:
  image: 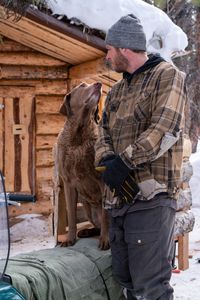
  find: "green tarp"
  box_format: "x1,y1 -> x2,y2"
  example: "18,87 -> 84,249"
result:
3,239 -> 125,300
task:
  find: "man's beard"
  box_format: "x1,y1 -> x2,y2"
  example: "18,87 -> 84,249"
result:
106,50 -> 129,73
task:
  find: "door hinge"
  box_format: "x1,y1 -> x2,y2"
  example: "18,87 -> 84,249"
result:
0,104 -> 4,110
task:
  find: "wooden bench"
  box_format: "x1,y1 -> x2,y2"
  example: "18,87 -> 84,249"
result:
174,209 -> 195,270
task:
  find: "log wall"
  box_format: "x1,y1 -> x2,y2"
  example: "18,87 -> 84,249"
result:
35,94 -> 65,202
0,37 -> 67,216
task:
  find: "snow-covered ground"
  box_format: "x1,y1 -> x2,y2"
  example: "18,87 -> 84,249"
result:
9,214 -> 55,257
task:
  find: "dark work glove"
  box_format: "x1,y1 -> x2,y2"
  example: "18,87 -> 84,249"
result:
99,155 -> 130,190
99,155 -> 140,203
118,172 -> 140,203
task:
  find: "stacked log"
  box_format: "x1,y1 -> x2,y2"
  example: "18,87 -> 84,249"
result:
175,136 -> 195,237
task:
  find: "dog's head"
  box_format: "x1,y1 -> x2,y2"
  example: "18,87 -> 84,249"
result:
60,82 -> 102,124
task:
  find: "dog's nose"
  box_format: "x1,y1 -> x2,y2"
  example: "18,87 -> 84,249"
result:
95,82 -> 102,89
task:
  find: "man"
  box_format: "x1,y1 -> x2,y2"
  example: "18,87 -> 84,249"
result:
95,14 -> 187,300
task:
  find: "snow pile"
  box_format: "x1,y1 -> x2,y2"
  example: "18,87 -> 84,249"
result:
10,214 -> 55,256
10,214 -> 50,241
47,0 -> 188,61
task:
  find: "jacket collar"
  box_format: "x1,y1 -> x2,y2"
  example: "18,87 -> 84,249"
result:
123,54 -> 165,84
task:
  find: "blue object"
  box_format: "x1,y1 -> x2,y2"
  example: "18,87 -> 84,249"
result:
0,171 -> 26,300
0,282 -> 25,299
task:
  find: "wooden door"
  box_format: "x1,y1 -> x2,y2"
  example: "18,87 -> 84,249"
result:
0,87 -> 35,194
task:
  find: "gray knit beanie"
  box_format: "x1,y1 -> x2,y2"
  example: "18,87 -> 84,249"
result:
105,14 -> 146,51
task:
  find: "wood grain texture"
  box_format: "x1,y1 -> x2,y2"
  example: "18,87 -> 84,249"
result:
36,149 -> 54,167
36,135 -> 58,150
0,65 -> 69,80
0,16 -> 104,65
36,95 -> 65,114
8,200 -> 52,217
1,87 -> 35,194
4,97 -> 15,192
0,52 -> 67,66
0,38 -> 34,52
36,114 -> 64,135
178,233 -> 189,270
69,57 -> 109,79
19,94 -> 35,193
0,97 -> 4,172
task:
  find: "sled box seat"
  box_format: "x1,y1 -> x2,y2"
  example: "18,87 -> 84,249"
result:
2,239 -> 125,300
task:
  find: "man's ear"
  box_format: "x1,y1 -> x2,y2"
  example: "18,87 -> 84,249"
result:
59,94 -> 73,117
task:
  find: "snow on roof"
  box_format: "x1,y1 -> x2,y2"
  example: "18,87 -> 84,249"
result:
47,0 -> 188,62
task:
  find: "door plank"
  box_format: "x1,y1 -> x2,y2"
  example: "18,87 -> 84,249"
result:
0,97 -> 4,171
2,88 -> 35,194
4,97 -> 15,191
19,94 -> 34,193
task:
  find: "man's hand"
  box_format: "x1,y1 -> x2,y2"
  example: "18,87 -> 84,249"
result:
99,155 -> 130,190
97,155 -> 140,203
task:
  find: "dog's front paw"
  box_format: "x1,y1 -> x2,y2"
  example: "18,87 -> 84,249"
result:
60,239 -> 76,247
99,235 -> 110,250
59,232 -> 76,247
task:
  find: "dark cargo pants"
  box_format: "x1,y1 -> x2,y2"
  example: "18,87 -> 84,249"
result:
109,206 -> 175,300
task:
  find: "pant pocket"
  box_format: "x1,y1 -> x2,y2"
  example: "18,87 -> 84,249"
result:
124,230 -> 159,246
124,230 -> 160,279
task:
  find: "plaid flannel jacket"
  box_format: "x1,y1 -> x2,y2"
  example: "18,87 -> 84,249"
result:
95,61 -> 187,207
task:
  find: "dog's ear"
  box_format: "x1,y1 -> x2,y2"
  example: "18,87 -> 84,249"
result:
59,94 -> 73,117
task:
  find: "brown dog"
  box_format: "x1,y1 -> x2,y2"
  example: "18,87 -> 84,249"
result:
55,82 -> 109,250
